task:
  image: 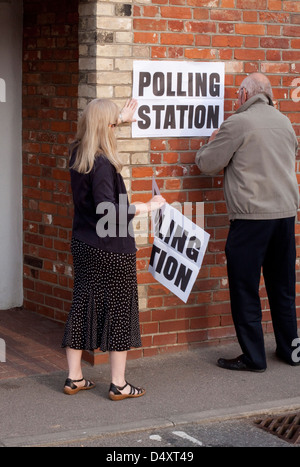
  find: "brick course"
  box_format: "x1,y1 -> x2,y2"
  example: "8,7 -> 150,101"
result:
126,0 -> 300,361
22,0 -> 79,322
22,0 -> 300,364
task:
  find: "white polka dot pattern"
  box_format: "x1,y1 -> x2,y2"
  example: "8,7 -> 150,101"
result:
62,238 -> 142,352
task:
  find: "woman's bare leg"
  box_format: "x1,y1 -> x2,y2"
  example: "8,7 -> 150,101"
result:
110,350 -> 127,387
109,350 -> 145,396
65,347 -> 85,387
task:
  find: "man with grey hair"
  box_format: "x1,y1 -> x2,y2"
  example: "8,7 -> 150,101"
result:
196,72 -> 299,372
240,72 -> 273,101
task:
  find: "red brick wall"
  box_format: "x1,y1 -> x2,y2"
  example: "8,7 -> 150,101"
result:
22,0 -> 78,321
130,0 -> 300,359
22,0 -> 300,363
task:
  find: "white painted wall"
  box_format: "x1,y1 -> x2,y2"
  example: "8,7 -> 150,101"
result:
0,0 -> 23,309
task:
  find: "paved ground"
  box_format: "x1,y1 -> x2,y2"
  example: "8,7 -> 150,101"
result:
0,308 -> 300,448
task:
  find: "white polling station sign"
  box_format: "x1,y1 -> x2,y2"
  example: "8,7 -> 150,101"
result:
149,179 -> 210,303
132,60 -> 224,138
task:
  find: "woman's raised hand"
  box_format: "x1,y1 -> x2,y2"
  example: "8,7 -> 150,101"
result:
119,99 -> 138,124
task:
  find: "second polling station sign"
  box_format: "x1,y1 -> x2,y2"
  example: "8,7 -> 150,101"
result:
132,60 -> 224,138
149,202 -> 210,303
149,179 -> 210,303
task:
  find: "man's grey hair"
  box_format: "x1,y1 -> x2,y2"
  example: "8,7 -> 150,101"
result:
241,73 -> 273,100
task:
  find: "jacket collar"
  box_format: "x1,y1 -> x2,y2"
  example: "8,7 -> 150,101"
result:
236,92 -> 274,114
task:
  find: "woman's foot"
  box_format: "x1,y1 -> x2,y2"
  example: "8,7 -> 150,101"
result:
64,377 -> 96,395
109,381 -> 146,401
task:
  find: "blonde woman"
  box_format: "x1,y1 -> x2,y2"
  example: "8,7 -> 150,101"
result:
62,98 -> 165,400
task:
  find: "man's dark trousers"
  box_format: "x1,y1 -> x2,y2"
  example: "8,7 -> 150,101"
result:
225,217 -> 298,370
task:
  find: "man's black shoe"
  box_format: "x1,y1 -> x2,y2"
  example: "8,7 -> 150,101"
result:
217,355 -> 266,372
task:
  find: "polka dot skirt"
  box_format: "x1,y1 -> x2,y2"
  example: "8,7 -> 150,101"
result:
62,237 -> 142,352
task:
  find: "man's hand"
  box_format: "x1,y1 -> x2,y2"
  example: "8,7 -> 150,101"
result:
208,129 -> 219,142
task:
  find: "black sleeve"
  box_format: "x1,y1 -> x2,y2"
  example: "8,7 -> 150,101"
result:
91,155 -> 136,225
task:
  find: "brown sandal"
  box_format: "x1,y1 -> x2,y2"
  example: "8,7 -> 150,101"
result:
109,381 -> 146,401
63,377 -> 95,395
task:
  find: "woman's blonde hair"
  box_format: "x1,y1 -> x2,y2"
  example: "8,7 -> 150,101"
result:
71,99 -> 123,174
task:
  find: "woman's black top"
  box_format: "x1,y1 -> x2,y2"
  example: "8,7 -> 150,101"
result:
69,148 -> 137,254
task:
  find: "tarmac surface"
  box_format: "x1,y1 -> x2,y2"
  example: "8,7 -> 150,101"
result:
0,308 -> 300,447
